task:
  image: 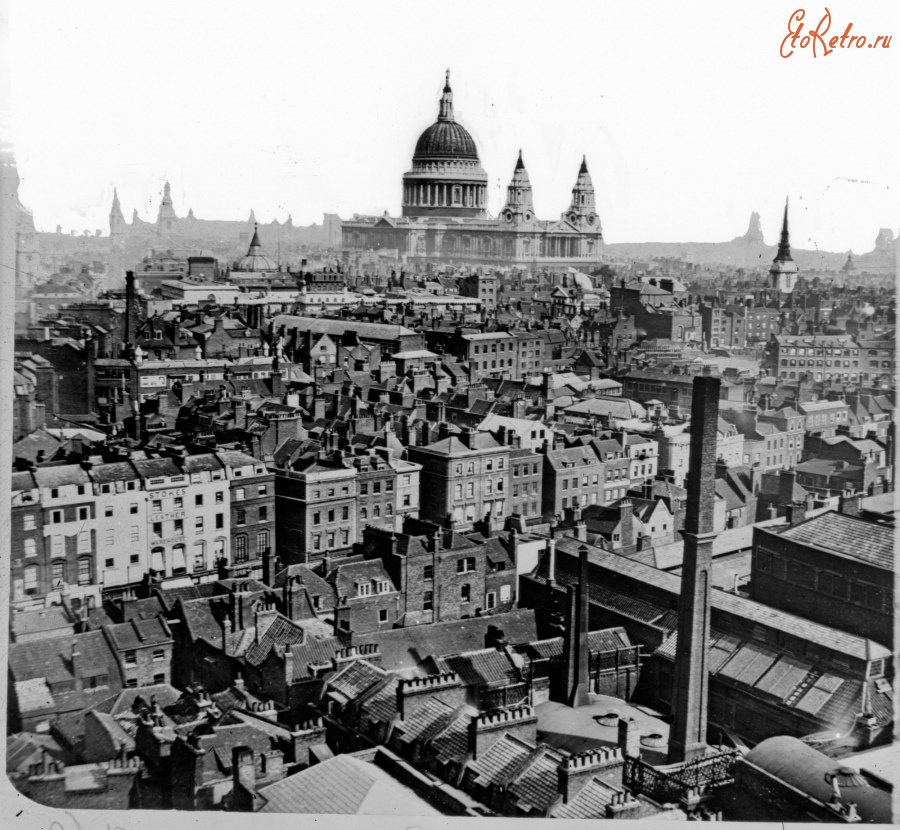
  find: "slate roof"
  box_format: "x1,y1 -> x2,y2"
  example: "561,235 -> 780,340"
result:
466,732 -> 534,786
256,751 -> 440,814
104,618 -> 172,651
775,511 -> 894,569
435,649 -> 520,687
327,660 -> 389,700
506,745 -> 567,813
551,778 -> 622,818
354,609 -> 537,675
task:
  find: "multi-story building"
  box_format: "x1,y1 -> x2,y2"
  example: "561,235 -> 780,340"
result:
768,334 -> 860,384
455,331 -> 517,382
856,334 -> 896,389
508,445 -> 542,522
512,329 -> 545,378
796,399 -> 850,437
458,272 -> 498,309
9,449 -> 273,608
541,438 -> 607,517
274,455 -> 358,564
218,450 -> 276,574
744,305 -> 781,344
273,447 -> 421,564
720,405 -> 806,472
751,510 -> 893,648
362,521 -> 518,624
407,426 -> 512,530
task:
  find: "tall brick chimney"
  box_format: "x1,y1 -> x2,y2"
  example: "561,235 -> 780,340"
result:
668,375 -> 720,764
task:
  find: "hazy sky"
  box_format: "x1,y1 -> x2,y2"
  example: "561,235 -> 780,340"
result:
8,1 -> 899,252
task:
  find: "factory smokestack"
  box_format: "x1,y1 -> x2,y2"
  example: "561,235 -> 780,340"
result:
668,374 -> 720,764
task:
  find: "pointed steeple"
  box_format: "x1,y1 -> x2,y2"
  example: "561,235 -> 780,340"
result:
502,150 -> 534,220
162,181 -> 172,205
248,222 -> 262,253
565,155 -> 597,223
774,196 -> 793,262
438,69 -> 454,122
110,188 -> 124,220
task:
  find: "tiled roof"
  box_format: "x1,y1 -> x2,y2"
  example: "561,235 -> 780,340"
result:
359,677 -> 400,725
243,615 -> 309,666
775,511 -> 893,569
395,697 -> 457,744
429,707 -> 478,764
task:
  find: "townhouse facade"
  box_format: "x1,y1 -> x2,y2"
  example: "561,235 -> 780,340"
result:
9,449 -> 274,609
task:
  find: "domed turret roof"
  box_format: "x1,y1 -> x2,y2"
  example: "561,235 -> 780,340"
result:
233,224 -> 277,272
412,70 -> 479,161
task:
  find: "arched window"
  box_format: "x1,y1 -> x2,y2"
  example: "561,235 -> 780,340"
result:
214,538 -> 226,564
360,507 -> 368,520
171,544 -> 187,575
150,547 -> 165,575
373,505 -> 381,518
234,536 -> 248,563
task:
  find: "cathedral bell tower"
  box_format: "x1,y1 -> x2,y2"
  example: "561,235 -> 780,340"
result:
501,150 -> 536,226
563,156 -> 600,232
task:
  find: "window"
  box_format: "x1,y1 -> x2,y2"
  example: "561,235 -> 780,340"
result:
153,673 -> 166,684
193,542 -> 206,571
130,503 -> 138,514
130,553 -> 140,564
51,488 -> 59,499
172,544 -> 187,575
77,530 -> 91,553
152,500 -> 162,512
423,590 -> 434,611
486,592 -> 497,610
460,584 -> 471,602
125,678 -> 138,689
77,558 -> 92,586
258,484 -> 267,497
259,505 -> 268,522
195,494 -> 204,506
457,557 -> 476,574
234,536 -> 248,562
124,650 -> 137,666
174,497 -> 183,509
313,534 -> 321,551
152,649 -> 165,662
51,510 -> 63,524
24,566 -> 38,595
215,491 -> 224,504
235,488 -> 245,501
104,505 -> 114,518
174,519 -> 183,535
378,609 -> 388,623
360,507 -> 368,520
374,505 -> 381,518
358,582 -> 372,597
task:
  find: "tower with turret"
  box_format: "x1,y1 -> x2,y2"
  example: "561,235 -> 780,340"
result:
562,156 -> 600,234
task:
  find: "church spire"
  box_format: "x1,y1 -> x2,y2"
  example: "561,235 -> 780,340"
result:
110,188 -> 123,218
438,69 -> 454,121
515,148 -> 524,170
774,196 -> 793,262
579,154 -> 588,174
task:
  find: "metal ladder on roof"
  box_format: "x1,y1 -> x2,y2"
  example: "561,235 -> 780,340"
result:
784,668 -> 822,707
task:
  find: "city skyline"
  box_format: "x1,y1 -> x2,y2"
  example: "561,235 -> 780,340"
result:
8,1 -> 899,252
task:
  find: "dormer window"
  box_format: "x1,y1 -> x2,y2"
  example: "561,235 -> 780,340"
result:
357,582 -> 372,597
376,580 -> 390,594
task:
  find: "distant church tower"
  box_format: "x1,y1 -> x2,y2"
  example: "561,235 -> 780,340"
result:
156,181 -> 178,235
769,197 -> 799,294
109,188 -> 125,248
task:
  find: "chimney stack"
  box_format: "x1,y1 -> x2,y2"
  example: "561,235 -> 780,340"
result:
668,375 -> 720,764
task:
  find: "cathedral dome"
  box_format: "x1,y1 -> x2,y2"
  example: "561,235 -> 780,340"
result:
413,120 -> 479,161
